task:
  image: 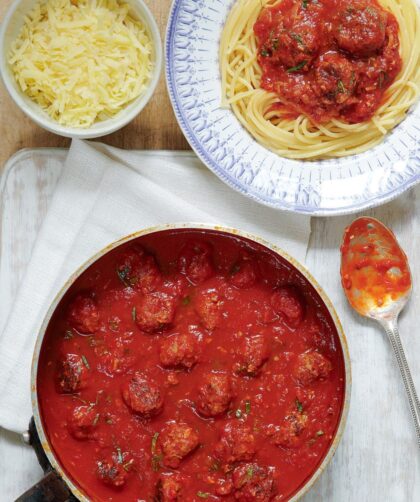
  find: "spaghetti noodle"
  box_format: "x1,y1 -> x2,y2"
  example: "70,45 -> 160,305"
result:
220,0 -> 420,159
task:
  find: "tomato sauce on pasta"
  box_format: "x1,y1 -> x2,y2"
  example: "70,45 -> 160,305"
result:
254,0 -> 402,124
220,0 -> 420,159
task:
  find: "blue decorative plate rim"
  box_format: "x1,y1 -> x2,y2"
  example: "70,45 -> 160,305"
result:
165,0 -> 420,216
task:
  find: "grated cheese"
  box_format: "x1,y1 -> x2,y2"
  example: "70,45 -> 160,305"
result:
8,0 -> 153,128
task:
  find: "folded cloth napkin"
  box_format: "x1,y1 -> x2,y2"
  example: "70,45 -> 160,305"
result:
0,139 -> 310,434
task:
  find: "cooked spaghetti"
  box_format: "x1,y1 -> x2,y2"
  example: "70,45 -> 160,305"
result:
220,0 -> 420,159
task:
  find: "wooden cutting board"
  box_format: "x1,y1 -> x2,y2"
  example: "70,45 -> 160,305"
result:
0,0 -> 190,173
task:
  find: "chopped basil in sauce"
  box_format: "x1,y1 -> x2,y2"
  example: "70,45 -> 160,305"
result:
81,355 -> 90,370
245,400 -> 251,414
337,80 -> 346,93
295,398 -> 304,413
151,454 -> 162,472
116,266 -> 131,286
378,71 -> 388,88
286,60 -> 307,73
290,33 -> 304,45
122,459 -> 134,472
151,432 -> 159,453
64,330 -> 73,340
209,460 -> 221,472
109,318 -> 119,332
182,295 -> 191,305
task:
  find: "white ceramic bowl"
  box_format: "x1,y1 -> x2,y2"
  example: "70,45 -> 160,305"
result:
0,0 -> 162,139
166,0 -> 420,215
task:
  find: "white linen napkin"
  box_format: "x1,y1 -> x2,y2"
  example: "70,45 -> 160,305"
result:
0,139 -> 310,434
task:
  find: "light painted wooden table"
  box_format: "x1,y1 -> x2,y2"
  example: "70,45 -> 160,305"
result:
0,151 -> 418,501
0,0 -> 419,500
0,0 -> 189,174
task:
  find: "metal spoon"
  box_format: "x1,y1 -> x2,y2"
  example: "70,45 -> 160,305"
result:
340,216 -> 420,446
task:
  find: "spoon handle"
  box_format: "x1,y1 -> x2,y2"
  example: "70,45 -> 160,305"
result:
383,318 -> 420,447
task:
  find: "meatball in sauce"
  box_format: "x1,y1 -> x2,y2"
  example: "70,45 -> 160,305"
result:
254,0 -> 402,123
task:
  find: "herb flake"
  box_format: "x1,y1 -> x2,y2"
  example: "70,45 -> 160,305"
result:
116,266 -> 131,286
337,79 -> 346,93
197,492 -> 210,499
131,306 -> 136,321
290,33 -> 304,45
209,460 -> 221,472
261,48 -> 270,57
81,355 -> 90,370
116,447 -> 123,464
286,60 -> 307,73
122,459 -> 134,472
378,71 -> 388,89
109,317 -> 120,332
64,330 -> 73,340
268,29 -> 279,51
152,454 -> 162,472
295,398 -> 303,413
182,295 -> 191,306
245,400 -> 251,414
151,432 -> 159,453
235,409 -> 242,419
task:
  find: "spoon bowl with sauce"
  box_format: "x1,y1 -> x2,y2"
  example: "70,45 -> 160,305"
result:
341,216 -> 420,446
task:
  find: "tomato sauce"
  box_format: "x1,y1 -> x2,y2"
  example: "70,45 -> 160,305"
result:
341,218 -> 411,315
254,0 -> 402,123
37,229 -> 346,501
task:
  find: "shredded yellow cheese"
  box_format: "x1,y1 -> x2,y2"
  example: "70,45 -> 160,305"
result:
9,0 -> 153,128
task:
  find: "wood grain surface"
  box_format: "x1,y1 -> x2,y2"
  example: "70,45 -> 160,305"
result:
0,0 -> 190,173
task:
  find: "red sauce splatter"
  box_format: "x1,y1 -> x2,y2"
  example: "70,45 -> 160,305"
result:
38,229 -> 346,501
254,0 -> 402,124
340,218 -> 411,314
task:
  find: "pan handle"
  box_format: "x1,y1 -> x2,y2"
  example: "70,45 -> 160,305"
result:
26,417 -> 51,472
14,470 -> 74,502
15,418 -> 78,502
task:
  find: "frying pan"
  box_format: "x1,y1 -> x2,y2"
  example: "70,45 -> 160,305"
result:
16,224 -> 351,502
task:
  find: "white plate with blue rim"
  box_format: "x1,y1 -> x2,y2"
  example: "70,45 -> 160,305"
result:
165,0 -> 420,216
